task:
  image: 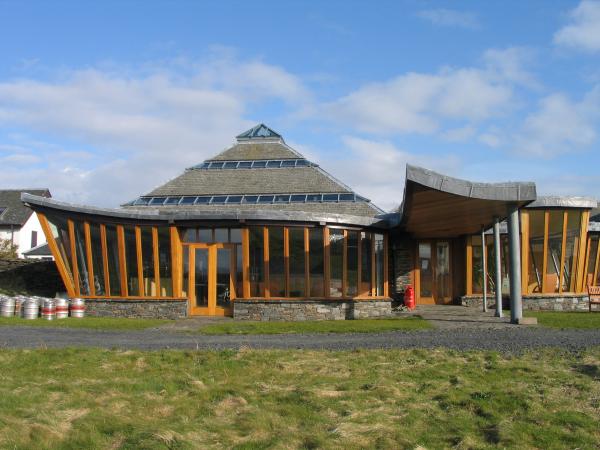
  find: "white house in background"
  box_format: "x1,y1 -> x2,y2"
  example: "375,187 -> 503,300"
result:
0,189 -> 52,259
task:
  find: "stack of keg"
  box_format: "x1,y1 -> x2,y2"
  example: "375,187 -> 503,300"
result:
0,296 -> 85,319
70,298 -> 85,318
0,296 -> 15,317
55,298 -> 69,319
21,297 -> 40,319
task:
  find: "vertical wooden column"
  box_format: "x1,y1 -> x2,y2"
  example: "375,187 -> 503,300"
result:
357,232 -> 362,296
38,213 -> 76,298
370,234 -> 376,297
342,229 -> 347,297
152,227 -> 160,297
323,227 -> 330,299
242,227 -> 250,298
414,241 -> 420,303
117,225 -> 128,297
100,224 -> 110,296
542,211 -> 549,293
67,220 -> 80,296
284,227 -> 290,298
304,227 -> 310,298
520,211 -> 530,294
576,211 -> 590,292
83,222 -> 96,296
466,236 -> 473,295
593,236 -> 600,288
170,226 -> 182,297
384,234 -> 389,298
558,211 -> 568,294
135,226 -> 144,297
263,227 -> 270,298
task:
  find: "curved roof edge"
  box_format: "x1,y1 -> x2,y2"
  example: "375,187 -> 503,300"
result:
526,195 -> 598,209
21,193 -> 391,229
405,164 -> 537,202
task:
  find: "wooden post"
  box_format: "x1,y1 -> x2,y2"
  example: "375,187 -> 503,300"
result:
263,227 -> 270,298
170,226 -> 182,297
38,213 -> 76,298
242,227 -> 250,298
83,222 -> 96,296
520,211 -> 530,294
304,227 -> 310,298
100,224 -> 110,296
117,225 -> 128,297
576,211 -> 590,292
67,219 -> 80,296
559,211 -> 568,294
323,227 -> 330,298
135,226 -> 144,297
466,236 -> 473,296
152,227 -> 160,297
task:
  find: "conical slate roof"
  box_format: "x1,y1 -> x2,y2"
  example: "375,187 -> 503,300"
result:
127,125 -> 383,217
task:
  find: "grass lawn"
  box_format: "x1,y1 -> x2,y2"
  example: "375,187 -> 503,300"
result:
525,311 -> 600,329
198,316 -> 431,334
0,316 -> 170,330
0,348 -> 598,449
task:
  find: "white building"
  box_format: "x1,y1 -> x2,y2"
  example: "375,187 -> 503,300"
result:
0,189 -> 52,259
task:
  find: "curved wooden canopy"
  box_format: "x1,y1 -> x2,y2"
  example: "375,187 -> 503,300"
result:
400,165 -> 537,238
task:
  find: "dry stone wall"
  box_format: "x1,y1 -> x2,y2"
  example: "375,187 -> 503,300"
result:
84,299 -> 188,319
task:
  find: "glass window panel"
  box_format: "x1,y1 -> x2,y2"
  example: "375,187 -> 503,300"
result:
230,228 -> 242,244
419,243 -> 433,298
182,247 -> 189,298
105,225 -> 121,297
194,248 -> 208,307
195,197 -> 210,204
435,241 -> 450,300
545,211 -> 564,293
180,196 -> 196,205
158,227 -> 172,297
124,226 -> 139,296
89,223 -> 106,296
290,194 -> 306,203
252,161 -> 267,168
309,228 -> 324,297
375,234 -> 385,296
165,197 -> 180,205
200,162 -> 210,169
329,229 -> 344,297
182,228 -> 197,242
306,194 -> 322,202
73,220 -> 89,295
323,194 -> 338,202
224,161 -> 238,169
346,231 -> 359,297
275,195 -> 290,203
211,196 -> 227,204
149,197 -> 165,205
141,227 -> 155,296
45,213 -> 74,280
134,198 -> 150,205
295,159 -> 309,167
214,228 -> 228,242
238,161 -> 252,169
249,227 -> 264,297
527,211 -> 545,293
587,237 -> 599,288
209,162 -> 224,169
266,160 -> 281,168
226,196 -> 243,203
289,228 -> 305,297
258,195 -> 274,203
360,232 -> 372,296
198,229 -> 212,243
268,227 -> 285,297
235,243 -> 243,298
281,160 -> 296,167
216,248 -> 232,308
471,235 -> 494,295
339,194 -> 355,201
243,195 -> 258,203
562,211 -> 582,292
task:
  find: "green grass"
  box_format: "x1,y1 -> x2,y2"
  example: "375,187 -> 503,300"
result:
0,316 -> 170,330
198,316 -> 431,334
0,347 -> 598,449
525,311 -> 600,329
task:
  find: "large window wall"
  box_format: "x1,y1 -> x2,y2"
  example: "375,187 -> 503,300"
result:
585,234 -> 600,288
465,208 -> 589,296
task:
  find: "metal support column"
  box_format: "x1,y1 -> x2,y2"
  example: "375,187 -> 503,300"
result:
507,204 -> 523,323
493,217 -> 503,318
481,226 -> 487,312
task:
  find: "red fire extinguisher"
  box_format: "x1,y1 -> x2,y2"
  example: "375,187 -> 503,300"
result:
404,286 -> 415,310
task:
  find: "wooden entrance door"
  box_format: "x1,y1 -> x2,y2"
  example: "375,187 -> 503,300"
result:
416,241 -> 452,305
188,243 -> 235,316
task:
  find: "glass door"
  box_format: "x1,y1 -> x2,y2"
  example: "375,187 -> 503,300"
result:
188,244 -> 235,316
417,240 -> 452,305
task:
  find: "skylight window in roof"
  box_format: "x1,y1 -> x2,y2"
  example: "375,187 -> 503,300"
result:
180,196 -> 196,205
133,198 -> 150,205
211,196 -> 227,204
339,194 -> 355,201
200,162 -> 211,169
295,159 -> 309,167
306,194 -> 322,202
281,160 -> 296,167
290,194 -> 306,203
226,196 -> 243,203
266,161 -> 281,168
258,195 -> 274,203
252,161 -> 267,168
323,194 -> 339,202
224,162 -> 238,169
209,162 -> 224,169
165,197 -> 180,205
238,161 -> 253,169
0,207 -> 6,217
196,197 -> 211,204
149,197 -> 166,205
243,195 -> 258,203
275,195 -> 290,203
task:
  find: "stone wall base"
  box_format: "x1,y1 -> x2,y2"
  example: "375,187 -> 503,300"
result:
461,294 -> 594,312
84,299 -> 188,319
233,299 -> 392,321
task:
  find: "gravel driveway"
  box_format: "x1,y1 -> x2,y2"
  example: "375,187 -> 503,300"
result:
0,326 -> 599,352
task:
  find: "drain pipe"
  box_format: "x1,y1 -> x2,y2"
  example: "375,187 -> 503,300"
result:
481,225 -> 487,313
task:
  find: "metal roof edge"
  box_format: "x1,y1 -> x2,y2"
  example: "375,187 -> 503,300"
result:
526,196 -> 598,209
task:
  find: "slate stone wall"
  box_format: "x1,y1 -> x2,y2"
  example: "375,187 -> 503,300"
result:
84,299 -> 188,319
233,300 -> 392,321
390,234 -> 413,305
461,294 -> 594,311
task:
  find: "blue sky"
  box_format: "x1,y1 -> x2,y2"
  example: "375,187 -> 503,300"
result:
1,0 -> 599,211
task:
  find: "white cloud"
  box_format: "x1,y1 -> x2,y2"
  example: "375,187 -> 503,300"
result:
554,1 -> 600,52
442,125 -> 476,142
416,9 -> 480,30
323,136 -> 460,211
326,67 -> 513,135
482,47 -> 539,88
513,86 -> 600,156
0,55 -> 310,206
